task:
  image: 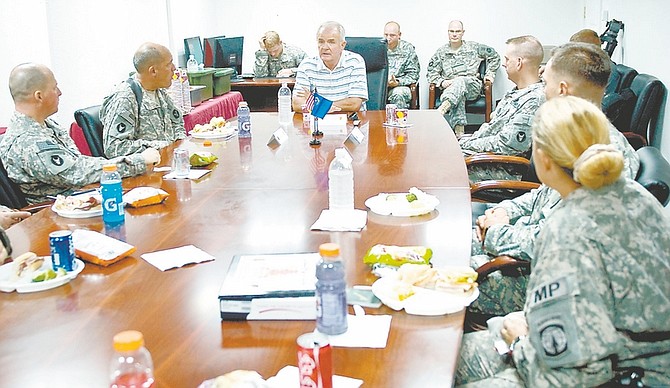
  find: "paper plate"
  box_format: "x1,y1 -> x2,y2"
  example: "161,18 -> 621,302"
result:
191,126 -> 236,139
365,190 -> 439,217
51,192 -> 103,218
371,276 -> 479,316
0,258 -> 85,293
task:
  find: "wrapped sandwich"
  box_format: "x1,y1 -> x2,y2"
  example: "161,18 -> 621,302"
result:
363,244 -> 432,267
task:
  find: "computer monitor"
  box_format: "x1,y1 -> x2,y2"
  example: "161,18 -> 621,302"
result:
203,35 -> 225,68
214,36 -> 244,76
184,36 -> 204,65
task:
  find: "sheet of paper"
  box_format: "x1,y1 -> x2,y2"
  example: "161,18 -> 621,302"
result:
163,169 -> 211,180
319,313 -> 392,348
310,209 -> 367,232
247,296 -> 316,320
267,365 -> 363,388
140,245 -> 215,271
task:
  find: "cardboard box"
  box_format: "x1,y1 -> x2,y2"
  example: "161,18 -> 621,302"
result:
187,68 -> 216,100
214,68 -> 235,96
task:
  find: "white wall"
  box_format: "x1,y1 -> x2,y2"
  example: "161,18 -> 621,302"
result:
1,0 -> 669,163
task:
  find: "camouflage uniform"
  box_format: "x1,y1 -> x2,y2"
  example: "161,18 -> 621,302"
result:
253,44 -> 306,77
387,40 -> 420,109
461,82 -> 545,182
0,112 -> 146,204
469,125 -> 640,316
457,177 -> 670,387
100,77 -> 186,158
426,41 -> 500,127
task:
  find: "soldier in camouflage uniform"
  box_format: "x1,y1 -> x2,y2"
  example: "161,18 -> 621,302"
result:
460,36 -> 545,183
383,22 -> 420,109
101,42 -> 186,158
254,31 -> 306,78
456,96 -> 670,388
0,63 -> 159,204
426,20 -> 500,136
468,42 -> 640,317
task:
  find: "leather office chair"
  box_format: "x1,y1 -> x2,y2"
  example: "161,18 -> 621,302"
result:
344,37 -> 389,111
0,158 -> 28,209
467,154 -> 540,203
74,105 -> 105,157
428,60 -> 493,124
611,73 -> 666,149
605,63 -> 638,95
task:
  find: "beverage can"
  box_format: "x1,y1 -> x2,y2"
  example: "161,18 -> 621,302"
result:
297,332 -> 333,388
172,148 -> 190,178
385,104 -> 397,124
396,108 -> 409,124
302,104 -> 311,130
49,230 -> 75,271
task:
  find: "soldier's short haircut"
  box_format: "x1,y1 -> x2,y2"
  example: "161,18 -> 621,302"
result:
385,21 -> 401,32
317,21 -> 345,42
569,29 -> 601,46
133,43 -> 165,73
506,35 -> 544,68
262,31 -> 281,49
8,63 -> 50,103
549,42 -> 611,88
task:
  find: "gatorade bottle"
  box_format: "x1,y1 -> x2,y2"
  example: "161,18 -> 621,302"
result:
109,330 -> 155,388
101,164 -> 124,225
316,242 -> 348,335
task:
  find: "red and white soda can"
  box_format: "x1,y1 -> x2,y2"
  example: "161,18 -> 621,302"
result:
297,332 -> 333,388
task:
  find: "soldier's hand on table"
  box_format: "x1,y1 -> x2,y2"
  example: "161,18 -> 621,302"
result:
0,210 -> 31,229
141,148 -> 161,166
501,314 -> 528,345
277,68 -> 293,77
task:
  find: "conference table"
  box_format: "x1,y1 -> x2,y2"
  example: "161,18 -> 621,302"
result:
0,110 -> 471,387
231,77 -> 295,112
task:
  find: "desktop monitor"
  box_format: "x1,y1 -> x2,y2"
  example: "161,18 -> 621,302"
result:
214,36 -> 244,76
184,36 -> 204,65
203,35 -> 225,68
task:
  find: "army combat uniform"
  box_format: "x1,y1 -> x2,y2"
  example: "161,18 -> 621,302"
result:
468,126 -> 640,316
426,41 -> 500,128
253,44 -> 306,77
100,77 -> 186,158
0,112 -> 146,204
461,82 -> 545,183
387,40 -> 420,109
457,177 -> 670,387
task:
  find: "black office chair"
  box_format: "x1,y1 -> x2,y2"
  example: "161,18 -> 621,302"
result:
344,37 -> 389,111
0,158 -> 28,209
74,105 -> 105,157
603,63 -> 638,125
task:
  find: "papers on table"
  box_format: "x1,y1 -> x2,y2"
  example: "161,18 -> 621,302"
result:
319,305 -> 391,348
310,209 -> 368,231
140,245 -> 215,271
267,366 -> 363,388
163,169 -> 211,180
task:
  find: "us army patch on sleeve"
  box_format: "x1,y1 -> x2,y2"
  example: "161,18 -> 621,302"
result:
110,111 -> 134,138
36,141 -> 75,175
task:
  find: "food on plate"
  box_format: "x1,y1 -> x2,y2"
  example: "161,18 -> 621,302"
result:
53,194 -> 101,212
32,268 -> 66,282
405,193 -> 418,202
189,151 -> 218,167
392,281 -> 416,301
123,187 -> 169,208
363,244 -> 432,267
192,116 -> 232,135
13,252 -> 44,278
397,263 -> 478,296
212,370 -> 268,388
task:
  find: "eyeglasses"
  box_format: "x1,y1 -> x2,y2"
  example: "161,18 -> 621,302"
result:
448,30 -> 464,34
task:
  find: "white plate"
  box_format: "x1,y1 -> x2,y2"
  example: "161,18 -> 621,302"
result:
0,258 -> 85,293
191,126 -> 237,139
51,193 -> 103,218
371,276 -> 479,316
365,191 -> 439,217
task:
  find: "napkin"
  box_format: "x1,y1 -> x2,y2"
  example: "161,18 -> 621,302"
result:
267,365 -> 363,388
310,209 -> 367,232
319,305 -> 391,348
163,169 -> 211,180
140,245 -> 215,271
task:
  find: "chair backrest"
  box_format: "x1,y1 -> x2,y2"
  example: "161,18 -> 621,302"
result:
344,37 -> 389,111
628,73 -> 666,146
74,105 -> 104,157
0,158 -> 27,209
635,146 -> 670,206
606,63 -> 637,95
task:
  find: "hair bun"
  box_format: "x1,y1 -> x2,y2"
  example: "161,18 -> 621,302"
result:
573,143 -> 624,189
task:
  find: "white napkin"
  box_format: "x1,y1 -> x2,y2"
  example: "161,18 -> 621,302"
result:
318,305 -> 391,348
163,169 -> 211,180
267,365 -> 363,388
140,245 -> 215,271
310,209 -> 367,231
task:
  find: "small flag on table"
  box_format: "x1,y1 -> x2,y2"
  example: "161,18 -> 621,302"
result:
306,91 -> 332,119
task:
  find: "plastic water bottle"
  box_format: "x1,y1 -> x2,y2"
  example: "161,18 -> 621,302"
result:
110,330 -> 155,388
180,69 -> 191,112
278,82 -> 292,126
316,243 -> 348,335
237,101 -> 252,138
101,164 -> 124,225
186,54 -> 198,73
328,148 -> 354,210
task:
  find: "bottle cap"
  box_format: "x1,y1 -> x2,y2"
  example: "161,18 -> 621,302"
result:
239,101 -> 248,107
319,243 -> 340,257
113,330 -> 144,352
102,164 -> 118,172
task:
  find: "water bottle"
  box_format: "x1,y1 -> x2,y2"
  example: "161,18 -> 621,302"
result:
110,330 -> 155,388
101,164 -> 125,225
328,148 -> 354,210
278,82 -> 292,126
186,54 -> 198,73
180,69 -> 192,112
237,101 -> 252,138
316,243 -> 348,335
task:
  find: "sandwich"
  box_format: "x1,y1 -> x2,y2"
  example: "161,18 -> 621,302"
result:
12,252 -> 45,279
397,263 -> 478,297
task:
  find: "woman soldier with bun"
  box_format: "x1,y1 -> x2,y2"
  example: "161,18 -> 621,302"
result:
455,96 -> 670,387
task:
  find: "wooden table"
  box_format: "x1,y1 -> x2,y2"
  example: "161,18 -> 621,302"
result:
0,110 -> 470,387
231,77 -> 295,112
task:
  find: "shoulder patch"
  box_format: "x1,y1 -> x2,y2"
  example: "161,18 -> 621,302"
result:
172,108 -> 180,119
516,131 -> 527,143
528,276 -> 573,307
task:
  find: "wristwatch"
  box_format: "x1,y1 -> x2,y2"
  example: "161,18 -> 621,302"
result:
508,335 -> 526,355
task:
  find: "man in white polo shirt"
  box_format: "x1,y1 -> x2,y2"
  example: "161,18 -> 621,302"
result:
292,21 -> 368,113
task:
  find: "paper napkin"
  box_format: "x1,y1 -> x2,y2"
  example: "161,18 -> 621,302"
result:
310,209 -> 367,232
319,306 -> 391,348
163,169 -> 211,180
267,365 -> 363,388
140,245 -> 215,271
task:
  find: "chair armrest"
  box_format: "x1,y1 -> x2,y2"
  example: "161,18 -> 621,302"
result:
409,83 -> 419,110
476,255 -> 530,280
471,180 -> 541,196
20,201 -> 55,214
429,83 -> 438,109
465,153 -> 531,167
636,146 -> 670,206
483,79 -> 493,122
